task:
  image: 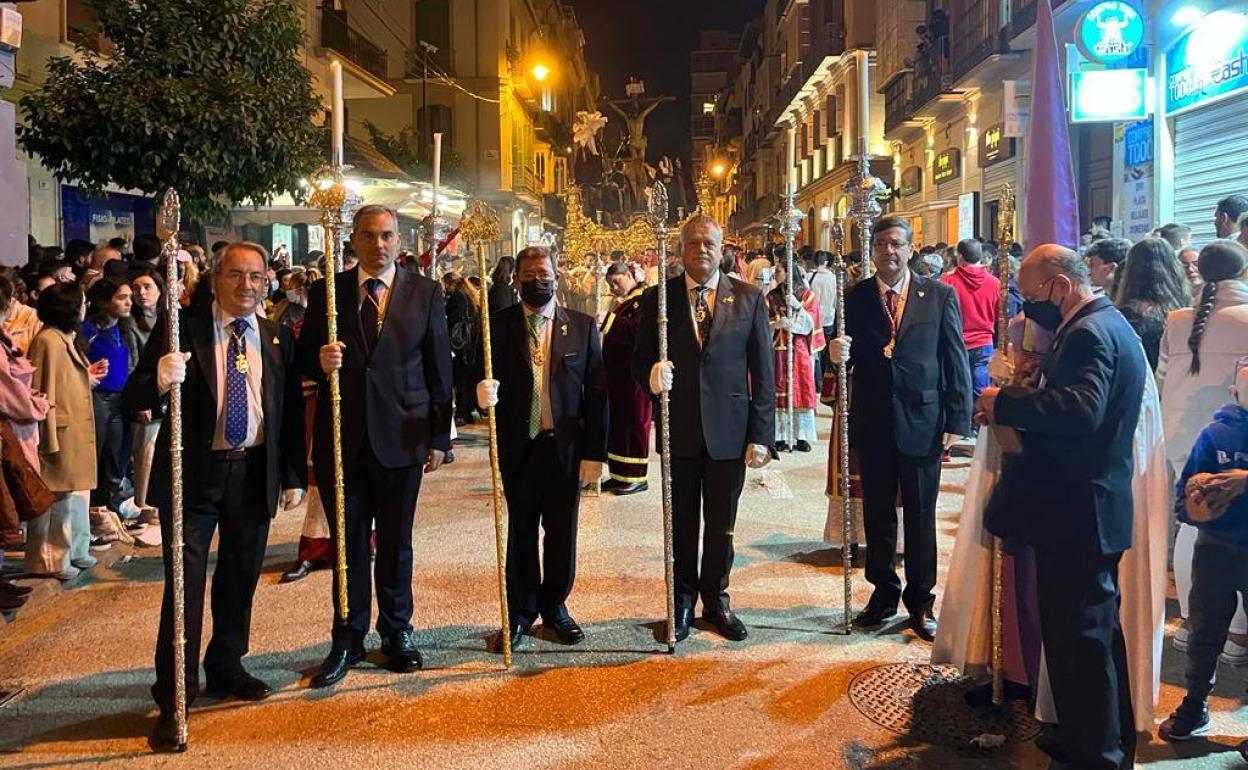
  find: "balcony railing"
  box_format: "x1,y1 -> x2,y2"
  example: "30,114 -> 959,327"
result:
909,44 -> 952,114
883,71 -> 914,135
321,6 -> 388,81
1008,0 -> 1063,39
512,165 -> 541,198
951,0 -> 1007,82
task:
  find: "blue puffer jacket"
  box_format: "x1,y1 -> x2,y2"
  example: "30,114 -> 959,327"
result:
1176,404 -> 1248,546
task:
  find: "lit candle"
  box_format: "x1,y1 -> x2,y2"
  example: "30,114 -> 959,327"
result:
432,132 -> 442,211
330,60 -> 344,167
857,50 -> 870,155
786,124 -> 796,195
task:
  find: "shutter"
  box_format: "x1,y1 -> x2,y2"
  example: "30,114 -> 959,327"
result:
1174,95 -> 1248,247
981,158 -> 1016,206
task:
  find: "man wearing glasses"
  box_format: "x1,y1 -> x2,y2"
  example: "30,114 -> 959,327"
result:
826,216 -> 972,641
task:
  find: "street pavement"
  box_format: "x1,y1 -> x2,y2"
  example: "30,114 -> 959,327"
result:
0,411 -> 1245,769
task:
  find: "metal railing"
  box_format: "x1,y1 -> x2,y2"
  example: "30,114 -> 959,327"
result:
951,0 -> 1007,82
321,6 -> 388,81
909,43 -> 951,114
884,72 -> 914,135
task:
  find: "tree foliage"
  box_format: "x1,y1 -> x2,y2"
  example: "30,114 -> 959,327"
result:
362,120 -> 470,191
18,0 -> 323,218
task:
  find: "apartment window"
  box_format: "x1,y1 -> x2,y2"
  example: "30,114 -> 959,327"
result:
415,0 -> 451,71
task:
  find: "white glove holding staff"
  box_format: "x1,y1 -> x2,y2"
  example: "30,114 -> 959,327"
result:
649,361 -> 674,395
827,335 -> 851,364
157,351 -> 190,393
476,379 -> 500,410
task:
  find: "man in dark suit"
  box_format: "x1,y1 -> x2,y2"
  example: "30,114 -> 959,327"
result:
632,214 -> 775,642
475,246 -> 607,652
980,244 -> 1144,770
826,215 -> 972,641
123,242 -> 307,752
298,204 -> 454,688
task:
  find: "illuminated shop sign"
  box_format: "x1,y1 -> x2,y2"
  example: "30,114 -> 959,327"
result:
1166,8 -> 1248,115
932,148 -> 961,184
1075,1 -> 1145,63
1070,68 -> 1149,122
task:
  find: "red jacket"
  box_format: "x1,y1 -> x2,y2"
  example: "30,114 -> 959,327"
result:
942,265 -> 1000,349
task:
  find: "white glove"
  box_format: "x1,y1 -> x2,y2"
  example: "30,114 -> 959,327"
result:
987,348 -> 1014,382
745,443 -> 770,469
579,460 -> 603,486
281,489 -> 305,510
828,335 -> 851,364
775,316 -> 792,332
649,361 -> 674,395
476,379 -> 500,410
787,293 -> 802,310
157,351 -> 190,393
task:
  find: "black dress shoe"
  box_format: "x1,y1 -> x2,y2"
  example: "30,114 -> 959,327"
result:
600,478 -> 625,492
702,608 -> 748,641
310,645 -> 366,688
443,450 -> 455,465
0,592 -> 26,610
909,608 -> 937,642
494,623 -> 531,654
612,481 -> 649,496
379,629 -> 423,673
853,603 -> 897,627
795,439 -> 812,452
279,559 -> 319,584
148,711 -> 187,753
545,614 -> 586,645
0,581 -> 33,597
673,605 -> 694,642
775,440 -> 790,453
1034,724 -> 1069,764
206,671 -> 273,702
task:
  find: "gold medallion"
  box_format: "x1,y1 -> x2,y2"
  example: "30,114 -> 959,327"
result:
695,307 -> 707,323
531,348 -> 545,367
883,340 -> 895,359
235,353 -> 250,373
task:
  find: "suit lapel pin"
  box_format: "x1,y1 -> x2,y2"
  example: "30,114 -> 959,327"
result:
272,336 -> 279,345
723,295 -> 734,304
561,322 -> 568,336
917,291 -> 925,298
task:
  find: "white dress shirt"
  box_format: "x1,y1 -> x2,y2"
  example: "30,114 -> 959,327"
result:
212,302 -> 265,450
685,270 -> 720,346
808,267 -> 838,327
521,299 -> 556,431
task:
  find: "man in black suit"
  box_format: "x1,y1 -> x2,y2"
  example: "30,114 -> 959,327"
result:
980,244 -> 1144,770
298,204 -> 454,688
826,216 -> 972,641
475,246 -> 608,651
632,214 -> 775,642
123,242 -> 307,752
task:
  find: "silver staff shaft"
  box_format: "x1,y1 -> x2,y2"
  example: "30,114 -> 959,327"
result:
156,190 -> 188,749
650,181 -> 676,654
832,221 -> 852,634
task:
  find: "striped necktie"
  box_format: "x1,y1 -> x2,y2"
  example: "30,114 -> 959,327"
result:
526,312 -> 545,439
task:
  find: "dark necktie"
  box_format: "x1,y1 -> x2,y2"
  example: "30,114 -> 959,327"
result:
224,317 -> 249,449
884,289 -> 900,332
361,278 -> 383,353
694,286 -> 712,348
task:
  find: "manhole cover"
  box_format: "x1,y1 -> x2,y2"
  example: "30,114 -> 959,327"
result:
848,663 -> 1040,747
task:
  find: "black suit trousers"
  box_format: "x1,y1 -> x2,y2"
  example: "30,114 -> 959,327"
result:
857,438 -> 940,614
1034,547 -> 1134,770
503,433 -> 580,627
671,452 -> 746,611
323,441 -> 424,647
152,450 -> 269,712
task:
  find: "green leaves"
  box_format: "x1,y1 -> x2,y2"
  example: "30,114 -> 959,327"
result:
17,0 -> 323,220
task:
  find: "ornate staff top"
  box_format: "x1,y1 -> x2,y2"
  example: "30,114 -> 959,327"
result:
843,153 -> 887,223
648,179 -> 669,234
156,189 -> 181,240
460,199 -> 500,244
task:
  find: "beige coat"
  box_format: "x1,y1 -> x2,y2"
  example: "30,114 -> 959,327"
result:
28,327 -> 96,492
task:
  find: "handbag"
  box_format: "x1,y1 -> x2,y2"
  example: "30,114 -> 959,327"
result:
0,420 -> 54,521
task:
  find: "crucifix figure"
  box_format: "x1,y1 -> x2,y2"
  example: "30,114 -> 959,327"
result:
605,79 -> 675,208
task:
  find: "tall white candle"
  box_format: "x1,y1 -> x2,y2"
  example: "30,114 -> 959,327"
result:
857,50 -> 870,154
330,60 -> 344,166
432,132 -> 443,210
786,124 -> 797,195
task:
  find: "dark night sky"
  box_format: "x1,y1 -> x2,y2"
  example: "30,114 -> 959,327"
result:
566,0 -> 765,164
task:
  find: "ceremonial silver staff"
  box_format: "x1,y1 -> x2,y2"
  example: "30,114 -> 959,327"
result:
831,219 -> 853,635
989,182 -> 1018,706
648,180 -> 676,654
775,193 -> 804,449
156,190 -> 188,750
843,142 -> 887,281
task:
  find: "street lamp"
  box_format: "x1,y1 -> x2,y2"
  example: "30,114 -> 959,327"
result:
531,62 -> 551,83
711,162 -> 726,178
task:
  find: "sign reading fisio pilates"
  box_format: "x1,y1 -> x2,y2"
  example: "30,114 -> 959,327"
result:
1076,2 -> 1144,63
1166,7 -> 1248,115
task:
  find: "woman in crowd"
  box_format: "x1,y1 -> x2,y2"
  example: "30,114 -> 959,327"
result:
768,262 -> 823,453
442,271 -> 481,425
1158,240 -> 1248,662
26,283 -> 100,580
0,276 -> 49,605
271,269 -> 310,332
488,256 -> 518,314
0,268 -> 42,356
126,269 -> 164,516
1115,237 -> 1191,371
81,278 -> 134,516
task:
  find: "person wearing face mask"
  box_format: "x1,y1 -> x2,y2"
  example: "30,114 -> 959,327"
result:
977,245 -> 1147,770
476,246 -> 608,652
632,214 -> 776,643
299,205 -> 454,688
123,241 -> 308,752
825,215 -> 973,643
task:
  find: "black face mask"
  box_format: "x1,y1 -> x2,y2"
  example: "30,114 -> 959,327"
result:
520,279 -> 555,308
1022,282 -> 1062,331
